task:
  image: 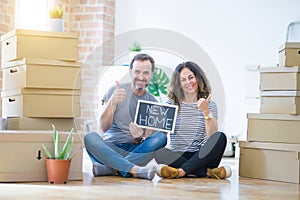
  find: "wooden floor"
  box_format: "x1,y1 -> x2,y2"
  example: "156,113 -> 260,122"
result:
0,156 -> 299,200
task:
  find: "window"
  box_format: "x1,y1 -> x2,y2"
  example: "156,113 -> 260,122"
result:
15,0 -> 49,31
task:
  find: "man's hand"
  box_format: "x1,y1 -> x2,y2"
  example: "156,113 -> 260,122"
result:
100,81 -> 126,132
110,81 -> 126,105
129,123 -> 144,141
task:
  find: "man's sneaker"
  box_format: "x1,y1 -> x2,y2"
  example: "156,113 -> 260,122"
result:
207,165 -> 232,180
156,164 -> 179,179
135,165 -> 156,180
92,162 -> 115,177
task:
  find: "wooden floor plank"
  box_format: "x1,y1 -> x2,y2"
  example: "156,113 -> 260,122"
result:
0,157 -> 299,199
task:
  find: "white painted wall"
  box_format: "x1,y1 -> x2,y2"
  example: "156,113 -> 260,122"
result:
114,0 -> 300,138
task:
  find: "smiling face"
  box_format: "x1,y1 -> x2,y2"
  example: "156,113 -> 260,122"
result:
179,67 -> 198,98
130,59 -> 153,92
168,61 -> 211,106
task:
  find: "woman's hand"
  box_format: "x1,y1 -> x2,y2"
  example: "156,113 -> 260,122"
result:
197,95 -> 211,115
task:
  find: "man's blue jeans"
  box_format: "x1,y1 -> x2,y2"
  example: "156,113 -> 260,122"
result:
84,131 -> 167,177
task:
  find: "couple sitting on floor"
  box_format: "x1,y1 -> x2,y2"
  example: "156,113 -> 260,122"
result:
84,54 -> 232,180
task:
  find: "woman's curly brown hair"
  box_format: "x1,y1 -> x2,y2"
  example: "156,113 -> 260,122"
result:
168,61 -> 211,110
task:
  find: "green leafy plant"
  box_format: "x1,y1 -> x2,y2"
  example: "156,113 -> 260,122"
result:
147,67 -> 170,102
49,6 -> 64,19
128,42 -> 142,52
42,124 -> 75,160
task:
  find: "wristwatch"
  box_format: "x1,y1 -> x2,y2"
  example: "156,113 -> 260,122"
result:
204,112 -> 212,120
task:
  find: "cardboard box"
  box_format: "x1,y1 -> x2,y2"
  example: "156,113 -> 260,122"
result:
2,58 -> 82,90
0,130 -> 83,182
6,117 -> 76,131
260,66 -> 300,91
247,113 -> 300,143
1,88 -> 80,118
260,91 -> 300,114
239,141 -> 300,184
1,29 -> 78,63
278,42 -> 300,67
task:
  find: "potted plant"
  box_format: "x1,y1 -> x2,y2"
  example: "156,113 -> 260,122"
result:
128,42 -> 142,62
47,6 -> 64,32
42,124 -> 75,184
49,6 -> 64,19
128,42 -> 142,52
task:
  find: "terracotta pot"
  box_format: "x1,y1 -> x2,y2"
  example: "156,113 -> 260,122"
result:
46,159 -> 71,184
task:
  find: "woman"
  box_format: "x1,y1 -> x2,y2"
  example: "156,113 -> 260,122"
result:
155,61 -> 231,179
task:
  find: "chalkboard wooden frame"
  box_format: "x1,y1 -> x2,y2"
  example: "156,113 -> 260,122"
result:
134,100 -> 178,133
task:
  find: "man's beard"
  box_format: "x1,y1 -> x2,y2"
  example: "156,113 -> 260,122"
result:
133,79 -> 148,91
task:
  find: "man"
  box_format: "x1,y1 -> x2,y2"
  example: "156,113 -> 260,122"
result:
84,54 -> 167,180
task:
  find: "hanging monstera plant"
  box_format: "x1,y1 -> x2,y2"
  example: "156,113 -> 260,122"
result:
147,67 -> 170,102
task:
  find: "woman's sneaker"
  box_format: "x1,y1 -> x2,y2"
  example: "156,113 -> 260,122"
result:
207,165 -> 232,180
156,164 -> 179,179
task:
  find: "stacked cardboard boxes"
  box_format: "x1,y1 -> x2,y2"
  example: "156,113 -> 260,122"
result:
0,29 -> 83,182
239,42 -> 300,184
1,29 -> 82,130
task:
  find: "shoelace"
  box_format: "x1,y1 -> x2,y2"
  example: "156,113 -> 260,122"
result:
208,168 -> 223,180
210,173 -> 221,180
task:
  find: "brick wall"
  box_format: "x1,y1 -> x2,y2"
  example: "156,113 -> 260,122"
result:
0,0 -> 14,37
69,0 -> 115,131
0,0 -> 115,129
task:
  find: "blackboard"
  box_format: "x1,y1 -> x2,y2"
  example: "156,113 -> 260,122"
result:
134,100 -> 178,133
